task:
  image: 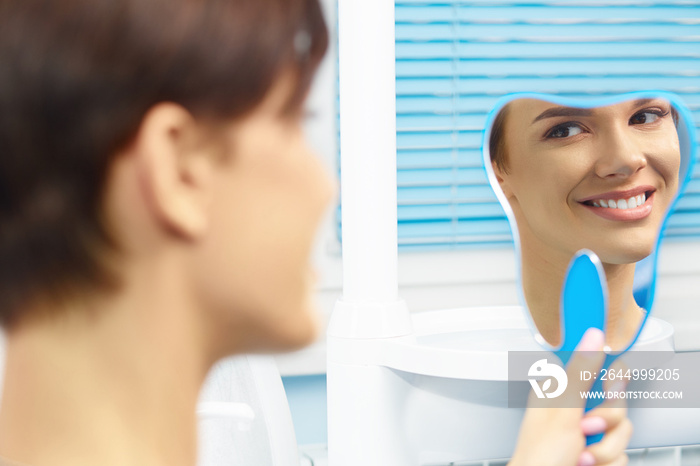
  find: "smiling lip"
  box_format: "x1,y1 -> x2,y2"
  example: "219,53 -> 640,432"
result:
578,186 -> 656,222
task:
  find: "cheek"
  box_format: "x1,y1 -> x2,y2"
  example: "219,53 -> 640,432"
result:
647,124 -> 681,181
661,149 -> 681,192
193,152 -> 330,350
507,147 -> 583,213
647,143 -> 681,207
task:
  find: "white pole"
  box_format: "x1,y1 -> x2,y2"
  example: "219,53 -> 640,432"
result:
331,0 -> 410,338
328,3 -> 412,462
338,0 -> 397,303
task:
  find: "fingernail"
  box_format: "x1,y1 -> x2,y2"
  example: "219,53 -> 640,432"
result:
577,451 -> 596,466
576,328 -> 604,353
610,380 -> 627,394
580,416 -> 607,436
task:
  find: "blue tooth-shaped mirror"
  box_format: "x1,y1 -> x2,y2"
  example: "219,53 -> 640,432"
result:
483,91 -> 697,356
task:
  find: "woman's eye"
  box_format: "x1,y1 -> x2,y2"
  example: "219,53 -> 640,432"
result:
630,111 -> 660,125
546,124 -> 583,139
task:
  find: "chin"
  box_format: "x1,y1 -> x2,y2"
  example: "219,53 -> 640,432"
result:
273,310 -> 320,352
264,292 -> 322,350
211,298 -> 321,357
596,243 -> 655,265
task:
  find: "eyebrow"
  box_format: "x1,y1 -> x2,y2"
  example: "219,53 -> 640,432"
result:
531,98 -> 660,124
531,106 -> 594,124
629,98 -> 657,109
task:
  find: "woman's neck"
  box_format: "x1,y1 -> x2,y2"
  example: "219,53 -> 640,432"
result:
520,240 -> 644,350
602,262 -> 646,349
0,257 -> 213,466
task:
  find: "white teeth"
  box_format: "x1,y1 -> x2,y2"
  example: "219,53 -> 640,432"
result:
590,192 -> 648,210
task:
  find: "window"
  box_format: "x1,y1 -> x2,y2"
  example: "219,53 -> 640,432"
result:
336,1 -> 700,250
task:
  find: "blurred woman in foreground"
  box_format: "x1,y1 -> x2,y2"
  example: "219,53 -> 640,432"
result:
0,1 -> 630,465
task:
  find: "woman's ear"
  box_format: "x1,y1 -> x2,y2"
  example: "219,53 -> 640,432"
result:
132,103 -> 216,240
492,161 -> 514,199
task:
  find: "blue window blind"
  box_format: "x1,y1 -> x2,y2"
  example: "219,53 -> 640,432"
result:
338,1 -> 700,249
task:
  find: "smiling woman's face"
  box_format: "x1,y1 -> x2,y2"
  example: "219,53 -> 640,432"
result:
494,98 -> 681,266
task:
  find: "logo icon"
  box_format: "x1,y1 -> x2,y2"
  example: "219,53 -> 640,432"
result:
528,359 -> 568,399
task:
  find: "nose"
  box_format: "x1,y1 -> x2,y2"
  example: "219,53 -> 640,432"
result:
594,125 -> 647,179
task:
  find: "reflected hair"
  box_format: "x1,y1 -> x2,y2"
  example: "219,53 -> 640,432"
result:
489,103 -> 511,174
0,0 -> 328,327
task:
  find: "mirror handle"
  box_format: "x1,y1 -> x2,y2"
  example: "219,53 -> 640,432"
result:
555,250 -> 610,445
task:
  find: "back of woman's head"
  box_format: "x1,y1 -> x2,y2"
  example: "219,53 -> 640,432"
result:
0,0 -> 328,327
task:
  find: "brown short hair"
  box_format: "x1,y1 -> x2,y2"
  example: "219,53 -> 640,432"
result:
0,0 -> 328,327
489,103 -> 510,174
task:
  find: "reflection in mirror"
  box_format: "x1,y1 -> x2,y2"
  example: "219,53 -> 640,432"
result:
485,94 -> 693,351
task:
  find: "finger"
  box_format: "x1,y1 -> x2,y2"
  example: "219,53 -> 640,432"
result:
603,360 -> 630,393
585,418 -> 634,464
580,415 -> 607,436
594,453 -> 629,466
562,328 -> 606,405
582,402 -> 627,434
584,371 -> 628,431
